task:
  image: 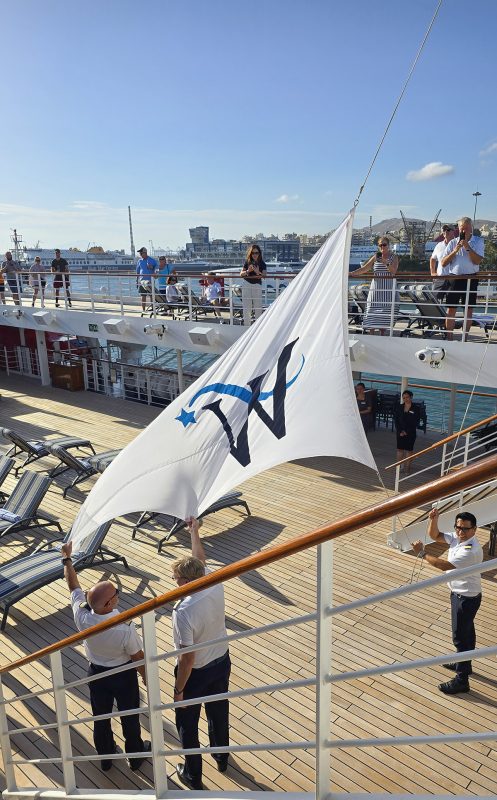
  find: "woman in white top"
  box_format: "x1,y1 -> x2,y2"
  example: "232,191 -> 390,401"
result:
165,275 -> 181,304
29,256 -> 47,307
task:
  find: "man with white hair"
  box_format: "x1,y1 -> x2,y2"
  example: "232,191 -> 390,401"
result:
61,542 -> 150,771
440,216 -> 484,337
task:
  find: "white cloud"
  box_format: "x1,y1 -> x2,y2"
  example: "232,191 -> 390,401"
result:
406,162 -> 454,182
275,193 -> 300,204
479,141 -> 497,157
71,200 -> 109,210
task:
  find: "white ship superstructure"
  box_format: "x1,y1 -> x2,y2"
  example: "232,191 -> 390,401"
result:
20,247 -> 134,271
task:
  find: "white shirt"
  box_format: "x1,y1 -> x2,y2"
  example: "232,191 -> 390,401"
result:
204,282 -> 221,302
432,241 -> 451,276
443,532 -> 483,596
172,572 -> 227,668
443,235 -> 484,276
71,588 -> 143,666
166,284 -> 181,303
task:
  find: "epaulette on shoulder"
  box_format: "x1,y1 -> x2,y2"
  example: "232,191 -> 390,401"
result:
79,601 -> 91,611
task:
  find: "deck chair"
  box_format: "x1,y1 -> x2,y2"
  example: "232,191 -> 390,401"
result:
1,428 -> 95,476
0,456 -> 15,503
49,447 -> 120,497
0,520 -> 127,630
0,471 -> 62,539
402,285 -> 492,339
132,491 -> 251,553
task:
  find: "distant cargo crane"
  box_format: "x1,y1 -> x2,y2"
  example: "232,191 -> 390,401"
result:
400,208 -> 441,258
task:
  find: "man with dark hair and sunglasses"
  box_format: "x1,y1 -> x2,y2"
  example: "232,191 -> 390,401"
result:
61,542 -> 151,771
412,508 -> 482,695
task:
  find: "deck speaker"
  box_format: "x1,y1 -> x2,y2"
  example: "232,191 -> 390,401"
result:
33,310 -> 55,325
188,327 -> 214,346
103,318 -> 129,336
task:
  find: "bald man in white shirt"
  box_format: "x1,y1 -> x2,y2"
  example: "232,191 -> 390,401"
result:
61,542 -> 151,771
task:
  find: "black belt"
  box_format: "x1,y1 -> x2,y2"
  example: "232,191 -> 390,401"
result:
450,592 -> 482,599
89,660 -> 131,672
192,651 -> 229,672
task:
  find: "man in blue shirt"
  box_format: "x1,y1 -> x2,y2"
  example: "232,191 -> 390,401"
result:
439,217 -> 484,338
136,247 -> 158,313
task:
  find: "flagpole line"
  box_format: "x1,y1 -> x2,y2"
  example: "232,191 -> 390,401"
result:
353,0 -> 444,207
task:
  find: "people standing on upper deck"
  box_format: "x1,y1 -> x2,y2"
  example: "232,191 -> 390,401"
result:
1,252 -> 22,305
430,224 -> 456,299
350,237 -> 399,335
439,216 -> 484,338
136,246 -> 158,313
240,244 -> 266,325
394,389 -> 420,472
51,249 -> 72,308
29,256 -> 47,306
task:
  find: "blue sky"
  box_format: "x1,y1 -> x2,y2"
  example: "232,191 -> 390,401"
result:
1,0 -> 496,252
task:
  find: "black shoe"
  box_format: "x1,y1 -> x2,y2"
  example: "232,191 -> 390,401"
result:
101,745 -> 120,771
128,740 -> 151,771
439,678 -> 470,695
443,662 -> 472,675
55,302 -> 59,308
175,763 -> 204,790
213,754 -> 229,773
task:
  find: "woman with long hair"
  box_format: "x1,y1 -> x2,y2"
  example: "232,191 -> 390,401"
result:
394,389 -> 420,471
240,244 -> 266,325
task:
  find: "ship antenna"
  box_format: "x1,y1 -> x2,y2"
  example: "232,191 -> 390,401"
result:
128,205 -> 136,259
353,0 -> 444,207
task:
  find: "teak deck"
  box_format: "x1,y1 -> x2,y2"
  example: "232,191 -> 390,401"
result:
0,376 -> 496,795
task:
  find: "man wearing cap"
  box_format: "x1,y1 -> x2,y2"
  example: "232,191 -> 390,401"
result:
136,247 -> 158,313
440,216 -> 484,337
60,541 -> 151,771
430,224 -> 456,300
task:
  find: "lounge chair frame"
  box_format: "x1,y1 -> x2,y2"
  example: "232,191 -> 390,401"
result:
0,471 -> 62,540
1,428 -> 95,476
131,491 -> 251,553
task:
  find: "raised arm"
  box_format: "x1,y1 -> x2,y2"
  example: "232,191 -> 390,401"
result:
350,254 -> 376,275
186,517 -> 206,564
61,541 -> 81,592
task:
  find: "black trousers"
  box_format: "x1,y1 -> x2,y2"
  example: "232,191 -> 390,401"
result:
175,652 -> 231,782
88,662 -> 144,756
450,592 -> 482,679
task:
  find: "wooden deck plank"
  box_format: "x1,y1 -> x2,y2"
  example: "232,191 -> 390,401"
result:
0,376 -> 497,795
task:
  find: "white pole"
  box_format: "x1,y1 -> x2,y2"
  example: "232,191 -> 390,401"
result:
177,349 -> 185,395
0,677 -> 17,792
50,651 -> 76,794
141,612 -> 168,797
315,540 -> 333,800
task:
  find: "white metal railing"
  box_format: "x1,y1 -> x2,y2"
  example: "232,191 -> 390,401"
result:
1,546 -> 497,799
0,345 -> 40,377
3,270 -> 497,338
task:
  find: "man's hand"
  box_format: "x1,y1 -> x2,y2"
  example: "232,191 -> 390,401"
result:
61,541 -> 73,559
412,540 -> 425,556
186,517 -> 200,536
428,508 -> 439,521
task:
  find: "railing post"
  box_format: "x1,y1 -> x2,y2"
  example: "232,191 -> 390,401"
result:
151,276 -> 156,318
188,278 -> 193,320
228,278 -> 234,326
463,432 -> 470,467
0,677 -> 17,792
388,277 -> 397,337
315,540 -> 333,800
141,611 -> 168,798
50,651 -> 76,794
82,358 -> 89,390
461,278 -> 470,343
4,346 -> 9,376
441,442 -> 447,475
89,273 -> 95,312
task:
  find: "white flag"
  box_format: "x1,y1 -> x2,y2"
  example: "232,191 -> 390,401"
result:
70,210 -> 376,549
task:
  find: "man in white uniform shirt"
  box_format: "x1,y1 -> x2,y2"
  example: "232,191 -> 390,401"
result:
61,542 -> 150,771
412,508 -> 482,695
439,216 -> 484,336
171,518 -> 230,790
430,224 -> 456,297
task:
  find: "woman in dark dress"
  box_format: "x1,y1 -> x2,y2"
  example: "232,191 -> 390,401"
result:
394,389 -> 420,472
355,382 -> 372,434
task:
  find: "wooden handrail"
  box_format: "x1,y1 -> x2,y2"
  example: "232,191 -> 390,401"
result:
3,454 -> 497,675
385,411 -> 497,470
